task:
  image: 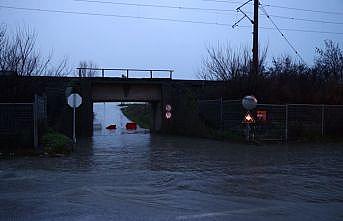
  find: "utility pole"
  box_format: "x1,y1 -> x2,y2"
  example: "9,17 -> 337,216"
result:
233,0 -> 259,78
252,0 -> 259,77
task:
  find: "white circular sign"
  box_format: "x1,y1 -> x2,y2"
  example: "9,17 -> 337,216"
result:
165,112 -> 172,119
165,104 -> 172,112
242,95 -> 257,110
68,93 -> 82,108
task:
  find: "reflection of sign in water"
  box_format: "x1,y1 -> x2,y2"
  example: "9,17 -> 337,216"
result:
243,112 -> 255,124
257,110 -> 267,122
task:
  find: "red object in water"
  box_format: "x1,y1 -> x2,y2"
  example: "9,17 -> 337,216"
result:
106,124 -> 117,130
126,122 -> 137,130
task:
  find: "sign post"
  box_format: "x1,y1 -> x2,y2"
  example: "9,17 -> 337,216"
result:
242,95 -> 257,142
67,93 -> 82,144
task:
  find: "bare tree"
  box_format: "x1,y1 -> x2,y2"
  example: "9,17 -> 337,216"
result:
0,24 -> 6,56
314,40 -> 343,82
199,43 -> 268,81
0,24 -> 71,76
46,56 -> 73,77
268,55 -> 308,77
78,60 -> 98,77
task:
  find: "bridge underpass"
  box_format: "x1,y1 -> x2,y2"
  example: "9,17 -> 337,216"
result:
92,102 -> 152,136
91,82 -> 163,135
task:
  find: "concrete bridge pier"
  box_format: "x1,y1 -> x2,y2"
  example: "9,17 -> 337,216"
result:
150,101 -> 162,133
78,80 -> 93,137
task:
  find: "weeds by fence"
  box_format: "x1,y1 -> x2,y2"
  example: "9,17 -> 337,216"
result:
198,99 -> 343,142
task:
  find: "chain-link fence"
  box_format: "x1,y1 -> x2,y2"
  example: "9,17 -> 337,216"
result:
0,95 -> 47,150
198,98 -> 343,142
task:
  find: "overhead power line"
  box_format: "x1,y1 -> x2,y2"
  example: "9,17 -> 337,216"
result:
199,0 -> 241,3
256,26 -> 343,35
259,2 -> 306,63
1,5 -> 343,35
0,5 -> 234,26
270,15 -> 343,25
74,0 -> 343,26
73,0 -> 236,13
198,0 -> 343,16
263,4 -> 343,16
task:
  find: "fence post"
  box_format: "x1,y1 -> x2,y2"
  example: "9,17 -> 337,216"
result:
150,70 -> 153,78
321,104 -> 325,137
101,69 -> 105,77
126,69 -> 129,78
219,97 -> 223,131
285,104 -> 288,143
33,94 -> 38,149
43,94 -> 48,127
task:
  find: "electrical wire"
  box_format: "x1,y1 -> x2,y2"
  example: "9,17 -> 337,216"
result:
270,15 -> 343,25
74,0 -> 343,26
263,4 -> 343,16
196,0 -> 343,16
73,0 -> 237,13
200,0 -> 243,3
259,2 -> 306,63
1,5 -> 343,36
0,5 -> 231,26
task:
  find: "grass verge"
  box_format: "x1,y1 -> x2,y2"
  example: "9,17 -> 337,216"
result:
120,104 -> 151,129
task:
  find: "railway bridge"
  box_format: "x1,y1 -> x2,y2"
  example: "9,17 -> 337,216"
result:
0,71 -> 229,138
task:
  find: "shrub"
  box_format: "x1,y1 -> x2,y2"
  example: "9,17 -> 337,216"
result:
42,130 -> 72,155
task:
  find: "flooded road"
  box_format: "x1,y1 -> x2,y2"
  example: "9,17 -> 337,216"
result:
1,104 -> 343,220
93,102 -> 148,136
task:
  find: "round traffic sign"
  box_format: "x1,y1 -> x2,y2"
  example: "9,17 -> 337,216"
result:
165,104 -> 172,112
242,95 -> 257,110
165,112 -> 172,119
68,93 -> 82,108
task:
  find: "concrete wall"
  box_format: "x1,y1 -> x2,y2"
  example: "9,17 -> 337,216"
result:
150,101 -> 162,132
92,83 -> 162,102
158,81 -> 233,136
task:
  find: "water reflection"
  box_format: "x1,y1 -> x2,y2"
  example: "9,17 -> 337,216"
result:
93,102 -> 149,136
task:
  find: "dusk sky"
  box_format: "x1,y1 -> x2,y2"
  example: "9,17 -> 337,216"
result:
1,0 -> 343,79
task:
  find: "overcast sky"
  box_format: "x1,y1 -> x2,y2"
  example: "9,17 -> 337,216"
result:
1,0 -> 343,79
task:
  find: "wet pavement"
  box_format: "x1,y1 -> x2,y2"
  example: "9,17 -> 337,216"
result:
0,104 -> 342,220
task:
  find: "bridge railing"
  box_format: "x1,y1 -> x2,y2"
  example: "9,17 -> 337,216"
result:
76,68 -> 174,79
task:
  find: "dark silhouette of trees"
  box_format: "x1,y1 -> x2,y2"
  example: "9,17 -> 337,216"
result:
199,41 -> 343,104
199,44 -> 268,80
314,40 -> 343,82
0,24 -> 71,76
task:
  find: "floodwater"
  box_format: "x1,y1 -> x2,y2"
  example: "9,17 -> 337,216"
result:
93,102 -> 148,136
0,104 -> 343,221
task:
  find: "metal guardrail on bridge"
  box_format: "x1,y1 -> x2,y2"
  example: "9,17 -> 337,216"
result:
76,68 -> 174,79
